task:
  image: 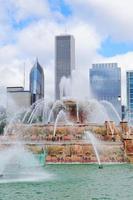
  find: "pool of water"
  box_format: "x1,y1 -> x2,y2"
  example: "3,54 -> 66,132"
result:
0,164 -> 133,200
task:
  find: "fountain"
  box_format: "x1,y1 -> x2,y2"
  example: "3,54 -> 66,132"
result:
60,74 -> 121,126
59,76 -> 71,99
53,109 -> 69,137
78,99 -> 109,124
27,99 -> 45,124
22,99 -> 42,123
84,131 -> 102,168
47,100 -> 65,124
100,100 -> 121,124
0,92 -> 127,171
22,98 -> 52,125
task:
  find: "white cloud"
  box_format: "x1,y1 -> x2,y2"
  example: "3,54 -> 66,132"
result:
17,20 -> 59,61
0,45 -> 18,64
10,0 -> 51,21
65,0 -> 133,42
0,63 -> 23,87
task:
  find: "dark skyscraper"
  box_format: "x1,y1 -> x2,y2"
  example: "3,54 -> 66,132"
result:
55,35 -> 75,100
30,58 -> 44,104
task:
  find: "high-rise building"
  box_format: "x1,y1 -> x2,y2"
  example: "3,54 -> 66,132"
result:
127,71 -> 133,122
30,59 -> 44,104
90,63 -> 121,115
55,35 -> 75,100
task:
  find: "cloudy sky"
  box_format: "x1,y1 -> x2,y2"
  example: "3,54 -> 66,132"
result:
0,0 -> 133,103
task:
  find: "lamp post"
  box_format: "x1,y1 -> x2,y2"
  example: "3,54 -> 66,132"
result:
121,105 -> 126,121
117,96 -> 127,137
117,96 -> 127,122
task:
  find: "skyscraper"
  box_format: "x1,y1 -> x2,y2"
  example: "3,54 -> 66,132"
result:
127,71 -> 133,122
55,35 -> 75,100
90,63 -> 121,114
30,59 -> 44,104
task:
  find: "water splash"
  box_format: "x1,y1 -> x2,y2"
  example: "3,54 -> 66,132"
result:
0,143 -> 52,183
48,100 -> 65,124
80,99 -> 109,124
22,99 -> 42,123
106,121 -> 115,138
59,76 -> 71,99
53,110 -> 69,136
84,131 -> 101,167
0,98 -> 53,183
100,100 -> 121,123
76,101 -> 80,123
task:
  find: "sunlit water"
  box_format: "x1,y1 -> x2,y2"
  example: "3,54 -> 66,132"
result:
0,164 -> 133,200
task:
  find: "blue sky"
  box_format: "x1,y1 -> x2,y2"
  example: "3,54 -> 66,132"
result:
48,0 -> 72,17
98,37 -> 133,57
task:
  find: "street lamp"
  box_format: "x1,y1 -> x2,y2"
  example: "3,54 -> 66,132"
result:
117,96 -> 127,122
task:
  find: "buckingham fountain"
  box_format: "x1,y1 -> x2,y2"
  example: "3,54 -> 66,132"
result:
0,82 -> 133,183
0,91 -> 133,199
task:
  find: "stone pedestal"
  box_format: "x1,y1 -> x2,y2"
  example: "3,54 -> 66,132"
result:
105,121 -> 115,136
123,138 -> 133,163
120,121 -> 129,134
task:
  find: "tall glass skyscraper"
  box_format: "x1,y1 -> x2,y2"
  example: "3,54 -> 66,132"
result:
55,35 -> 75,100
30,59 -> 44,104
90,63 -> 121,114
127,71 -> 133,122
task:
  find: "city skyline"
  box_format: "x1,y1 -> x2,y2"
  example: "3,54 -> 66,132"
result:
0,1 -> 133,103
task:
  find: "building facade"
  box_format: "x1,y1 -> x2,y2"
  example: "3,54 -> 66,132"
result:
127,71 -> 133,122
7,87 -> 31,113
30,59 -> 44,104
55,35 -> 75,100
90,63 -> 121,115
